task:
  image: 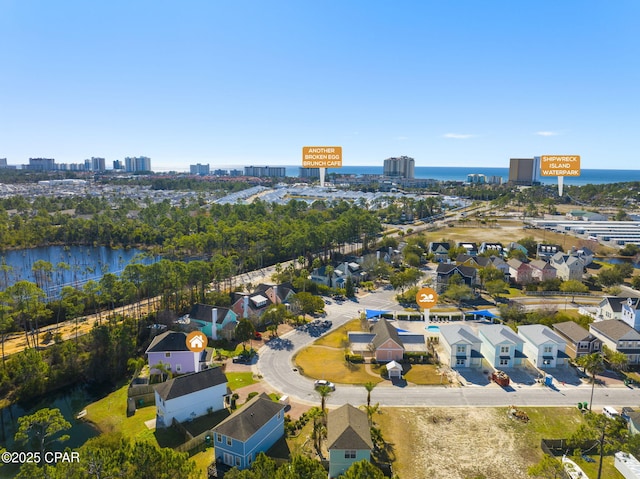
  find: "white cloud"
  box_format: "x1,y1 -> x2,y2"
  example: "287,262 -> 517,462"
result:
535,131 -> 559,137
443,133 -> 476,139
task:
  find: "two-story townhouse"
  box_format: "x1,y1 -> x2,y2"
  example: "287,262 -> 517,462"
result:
529,259 -> 557,283
439,324 -> 483,368
621,297 -> 640,331
154,366 -> 228,428
428,242 -> 451,262
327,404 -> 374,479
518,324 -> 568,369
552,321 -> 602,358
146,331 -> 205,375
590,320 -> 640,365
536,244 -> 561,261
479,242 -> 504,256
457,242 -> 478,256
595,296 -> 628,321
507,259 -> 533,285
478,324 -> 526,368
212,392 -> 285,470
506,241 -> 530,258
550,252 -> 584,281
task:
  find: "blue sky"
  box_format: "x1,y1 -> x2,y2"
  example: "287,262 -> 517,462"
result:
1,1 -> 638,171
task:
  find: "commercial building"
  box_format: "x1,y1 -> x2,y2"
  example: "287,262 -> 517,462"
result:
383,156 -> 415,179
190,163 -> 210,175
508,157 -> 540,186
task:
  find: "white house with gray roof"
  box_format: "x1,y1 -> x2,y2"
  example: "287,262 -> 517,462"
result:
518,324 -> 568,369
154,367 -> 228,428
550,252 -> 584,281
622,298 -> 640,331
478,325 -> 525,368
439,324 -> 483,368
590,320 -> 640,365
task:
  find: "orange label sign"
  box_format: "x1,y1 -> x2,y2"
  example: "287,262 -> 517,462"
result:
416,287 -> 438,309
302,146 -> 342,168
186,331 -> 207,353
540,155 -> 581,176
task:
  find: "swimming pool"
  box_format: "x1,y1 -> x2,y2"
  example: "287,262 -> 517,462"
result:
426,325 -> 440,333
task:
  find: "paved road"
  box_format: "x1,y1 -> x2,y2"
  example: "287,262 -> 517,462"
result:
256,289 -> 640,409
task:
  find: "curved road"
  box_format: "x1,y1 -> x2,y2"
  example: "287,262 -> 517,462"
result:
256,289 -> 640,408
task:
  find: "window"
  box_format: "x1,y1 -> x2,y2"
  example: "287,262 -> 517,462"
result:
226,437 -> 232,446
216,434 -> 222,443
277,411 -> 281,419
165,352 -> 171,358
500,346 -> 510,354
456,345 -> 466,354
345,450 -> 356,459
499,358 -> 509,366
176,364 -> 182,372
543,359 -> 552,365
543,346 -> 553,353
456,358 -> 466,366
235,457 -> 240,467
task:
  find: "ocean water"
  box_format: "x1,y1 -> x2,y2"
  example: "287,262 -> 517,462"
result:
285,166 -> 640,186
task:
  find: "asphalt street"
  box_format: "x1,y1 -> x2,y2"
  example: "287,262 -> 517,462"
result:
255,289 -> 640,409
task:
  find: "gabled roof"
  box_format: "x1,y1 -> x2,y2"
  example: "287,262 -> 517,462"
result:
429,242 -> 450,252
507,258 -> 530,270
553,321 -> 597,343
439,324 -> 481,346
529,259 -> 555,271
591,320 -> 640,342
478,325 -> 523,346
146,331 -> 191,353
456,254 -> 492,268
371,319 -> 404,349
517,324 -> 565,346
624,298 -> 640,311
599,296 -> 628,313
155,366 -> 227,401
212,392 -> 284,442
189,304 -> 233,324
327,404 -> 373,450
436,264 -> 476,279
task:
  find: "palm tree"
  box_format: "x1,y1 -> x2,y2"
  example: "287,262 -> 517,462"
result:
316,385 -> 333,422
364,381 -> 377,408
576,352 -> 605,411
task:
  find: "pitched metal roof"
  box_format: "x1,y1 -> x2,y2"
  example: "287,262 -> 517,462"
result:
212,392 -> 284,442
518,324 -> 566,346
155,366 -> 228,401
327,403 -> 373,450
478,325 -> 523,346
439,324 -> 481,346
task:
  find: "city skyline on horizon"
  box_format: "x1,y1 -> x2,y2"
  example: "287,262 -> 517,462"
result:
1,2 -> 639,171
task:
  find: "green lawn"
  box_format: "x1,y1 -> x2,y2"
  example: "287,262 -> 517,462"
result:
294,345 -> 383,385
313,319 -> 362,348
226,371 -> 258,391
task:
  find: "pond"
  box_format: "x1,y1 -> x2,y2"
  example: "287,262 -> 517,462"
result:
0,245 -> 158,298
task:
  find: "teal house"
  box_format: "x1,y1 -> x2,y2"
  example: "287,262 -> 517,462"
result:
187,304 -> 238,341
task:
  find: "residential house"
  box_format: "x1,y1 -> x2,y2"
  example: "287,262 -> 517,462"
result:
595,296 -> 628,321
518,324 -> 568,369
327,404 -> 373,479
590,320 -> 640,365
536,244 -> 561,261
231,283 -> 295,325
154,367 -> 228,428
146,331 -> 209,375
439,324 -> 483,368
455,254 -> 492,269
622,297 -> 640,331
212,392 -> 285,470
435,264 -> 477,293
507,258 -> 534,285
550,252 -> 584,281
529,260 -> 557,283
186,304 -> 238,341
507,241 -> 530,258
552,321 -> 602,358
428,242 -> 451,262
334,261 -> 368,287
478,325 -> 526,368
479,242 -> 504,256
573,246 -> 594,267
626,411 -> 640,435
347,318 -> 426,362
457,241 -> 479,256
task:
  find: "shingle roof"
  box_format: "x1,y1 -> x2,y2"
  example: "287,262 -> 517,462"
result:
553,321 -> 595,343
212,392 -> 284,442
371,319 -> 404,350
599,296 -> 630,313
478,325 -> 523,346
439,324 -> 481,346
155,367 -> 227,401
327,404 -> 373,450
146,331 -> 191,353
517,324 -> 565,346
590,320 -> 640,342
189,304 -> 231,324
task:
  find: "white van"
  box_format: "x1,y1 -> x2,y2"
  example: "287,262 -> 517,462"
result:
279,395 -> 290,406
603,406 -> 619,419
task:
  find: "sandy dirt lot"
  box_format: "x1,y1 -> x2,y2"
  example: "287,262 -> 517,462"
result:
380,407 -> 532,479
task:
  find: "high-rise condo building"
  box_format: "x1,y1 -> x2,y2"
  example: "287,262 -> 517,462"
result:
125,156 -> 152,172
383,156 -> 415,179
190,163 -> 210,175
508,157 -> 540,186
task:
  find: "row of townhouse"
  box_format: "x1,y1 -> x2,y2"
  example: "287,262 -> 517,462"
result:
439,323 -> 570,370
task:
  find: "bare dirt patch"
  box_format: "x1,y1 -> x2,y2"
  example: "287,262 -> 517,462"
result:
379,407 -> 531,479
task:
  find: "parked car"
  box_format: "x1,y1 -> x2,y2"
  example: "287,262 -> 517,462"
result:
314,379 -> 335,391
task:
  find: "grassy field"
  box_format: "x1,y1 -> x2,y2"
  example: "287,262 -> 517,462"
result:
226,371 -> 258,391
313,319 -> 363,348
403,364 -> 450,385
294,345 -> 384,384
